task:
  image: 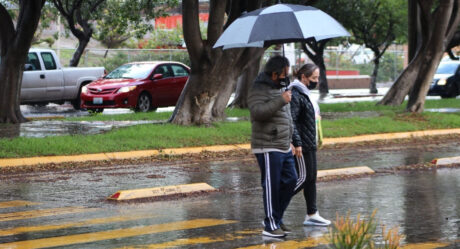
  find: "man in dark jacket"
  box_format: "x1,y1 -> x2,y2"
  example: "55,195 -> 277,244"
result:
247,55 -> 297,238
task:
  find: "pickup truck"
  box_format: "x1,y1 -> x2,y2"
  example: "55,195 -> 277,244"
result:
21,48 -> 105,109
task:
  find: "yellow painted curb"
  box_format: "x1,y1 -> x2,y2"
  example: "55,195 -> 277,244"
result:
322,128 -> 460,145
432,156 -> 460,166
317,166 -> 374,179
107,183 -> 216,201
1,129 -> 459,168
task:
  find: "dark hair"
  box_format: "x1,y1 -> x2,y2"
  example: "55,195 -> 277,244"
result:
295,63 -> 319,80
264,55 -> 290,76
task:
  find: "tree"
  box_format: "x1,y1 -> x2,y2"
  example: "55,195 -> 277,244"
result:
52,0 -> 177,66
170,0 -> 265,125
379,0 -> 460,112
337,0 -> 407,94
0,0 -> 45,124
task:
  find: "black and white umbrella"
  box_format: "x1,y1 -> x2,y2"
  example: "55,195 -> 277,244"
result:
213,4 -> 350,49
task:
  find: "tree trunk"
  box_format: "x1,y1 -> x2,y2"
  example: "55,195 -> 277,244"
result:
170,71 -> 236,125
301,40 -> 330,98
0,53 -> 27,123
369,58 -> 379,94
0,1 -> 45,124
70,36 -> 90,67
170,0 -> 264,125
379,0 -> 460,109
229,55 -> 262,108
406,0 -> 460,112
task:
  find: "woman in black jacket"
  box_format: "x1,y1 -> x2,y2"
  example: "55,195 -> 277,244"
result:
289,63 -> 331,226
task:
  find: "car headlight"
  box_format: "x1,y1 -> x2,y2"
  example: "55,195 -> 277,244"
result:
117,86 -> 137,93
81,86 -> 88,94
437,78 -> 447,86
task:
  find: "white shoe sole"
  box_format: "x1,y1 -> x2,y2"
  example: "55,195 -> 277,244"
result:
303,220 -> 331,226
262,230 -> 286,238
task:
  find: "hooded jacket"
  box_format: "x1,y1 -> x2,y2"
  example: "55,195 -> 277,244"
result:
248,72 -> 294,153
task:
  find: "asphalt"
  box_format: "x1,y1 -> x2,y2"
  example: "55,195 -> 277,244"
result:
1,128 -> 460,168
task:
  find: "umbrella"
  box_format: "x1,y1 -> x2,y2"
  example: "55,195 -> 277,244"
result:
213,3 -> 350,49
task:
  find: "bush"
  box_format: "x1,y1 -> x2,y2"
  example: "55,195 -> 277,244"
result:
329,210 -> 402,249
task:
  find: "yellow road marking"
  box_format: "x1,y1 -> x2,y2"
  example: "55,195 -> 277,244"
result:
0,201 -> 39,209
0,207 -> 98,222
0,213 -> 157,237
117,229 -> 260,249
0,219 -> 236,249
238,238 -> 451,249
237,237 -> 328,249
402,242 -> 450,249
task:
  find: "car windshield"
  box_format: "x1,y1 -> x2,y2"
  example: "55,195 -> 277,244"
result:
105,63 -> 155,79
436,63 -> 459,74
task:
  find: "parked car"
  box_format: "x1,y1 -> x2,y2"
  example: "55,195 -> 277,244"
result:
80,61 -> 190,112
428,61 -> 460,98
22,48 -> 106,109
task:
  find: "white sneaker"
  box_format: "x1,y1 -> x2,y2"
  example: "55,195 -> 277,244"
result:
303,212 -> 331,226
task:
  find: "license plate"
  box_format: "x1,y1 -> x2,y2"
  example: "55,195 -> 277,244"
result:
93,97 -> 103,104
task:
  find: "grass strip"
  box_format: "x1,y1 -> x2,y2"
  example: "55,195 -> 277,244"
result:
1,111 -> 460,158
63,99 -> 458,122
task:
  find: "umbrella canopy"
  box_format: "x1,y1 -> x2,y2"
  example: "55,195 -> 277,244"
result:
213,4 -> 350,49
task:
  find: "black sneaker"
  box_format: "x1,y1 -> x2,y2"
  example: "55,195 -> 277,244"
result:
280,223 -> 292,234
262,228 -> 286,238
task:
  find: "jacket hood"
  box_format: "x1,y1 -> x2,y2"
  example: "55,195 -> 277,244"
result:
254,72 -> 282,89
289,79 -> 310,96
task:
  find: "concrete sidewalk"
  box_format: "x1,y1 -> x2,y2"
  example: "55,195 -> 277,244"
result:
1,128 -> 460,168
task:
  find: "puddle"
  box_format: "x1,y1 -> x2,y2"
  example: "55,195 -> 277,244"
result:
321,111 -> 381,120
425,108 -> 460,113
0,120 -> 164,138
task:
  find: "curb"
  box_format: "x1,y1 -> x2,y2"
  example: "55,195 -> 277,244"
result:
107,183 -> 216,201
431,156 -> 460,166
1,128 -> 460,168
317,166 -> 374,180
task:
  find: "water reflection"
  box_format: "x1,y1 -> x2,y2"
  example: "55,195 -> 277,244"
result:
0,120 -> 163,138
402,173 -> 443,243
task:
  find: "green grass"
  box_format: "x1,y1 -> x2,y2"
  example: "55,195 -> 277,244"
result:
65,99 -> 457,122
322,112 -> 460,137
320,98 -> 460,113
1,99 -> 459,158
0,122 -> 252,158
66,108 -> 250,122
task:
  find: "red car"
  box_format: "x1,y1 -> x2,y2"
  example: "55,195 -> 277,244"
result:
80,61 -> 190,112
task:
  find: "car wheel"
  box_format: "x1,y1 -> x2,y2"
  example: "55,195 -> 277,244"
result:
136,93 -> 151,112
441,83 -> 458,98
72,84 -> 88,110
88,108 -> 104,114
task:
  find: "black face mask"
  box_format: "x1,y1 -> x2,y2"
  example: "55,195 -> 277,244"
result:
308,81 -> 318,90
279,76 -> 290,88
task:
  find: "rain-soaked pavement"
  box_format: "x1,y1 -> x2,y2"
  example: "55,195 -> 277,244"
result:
0,88 -> 458,248
0,144 -> 458,248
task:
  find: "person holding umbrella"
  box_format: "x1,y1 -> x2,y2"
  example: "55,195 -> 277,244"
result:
289,63 -> 331,226
248,55 -> 298,238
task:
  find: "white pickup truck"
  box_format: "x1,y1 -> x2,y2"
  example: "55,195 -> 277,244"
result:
21,48 -> 105,109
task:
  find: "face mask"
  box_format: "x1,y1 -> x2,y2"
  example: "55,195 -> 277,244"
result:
279,76 -> 290,88
308,81 -> 318,90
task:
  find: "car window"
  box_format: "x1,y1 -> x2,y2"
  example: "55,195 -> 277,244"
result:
105,63 -> 155,79
154,65 -> 174,78
171,64 -> 189,77
41,52 -> 57,70
26,53 -> 41,71
436,63 -> 459,74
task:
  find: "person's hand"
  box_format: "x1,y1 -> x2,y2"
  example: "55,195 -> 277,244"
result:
294,146 -> 302,157
281,90 -> 291,103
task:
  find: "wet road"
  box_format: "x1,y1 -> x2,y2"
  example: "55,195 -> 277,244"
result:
0,149 -> 458,248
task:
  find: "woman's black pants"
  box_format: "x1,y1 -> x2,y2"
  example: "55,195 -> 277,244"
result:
293,149 -> 317,215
